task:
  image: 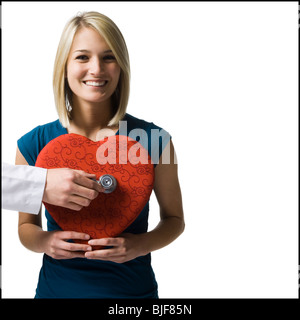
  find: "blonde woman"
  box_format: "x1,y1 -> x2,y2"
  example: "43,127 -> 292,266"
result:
16,11 -> 184,298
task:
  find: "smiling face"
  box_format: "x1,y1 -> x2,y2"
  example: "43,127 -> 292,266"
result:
66,27 -> 121,108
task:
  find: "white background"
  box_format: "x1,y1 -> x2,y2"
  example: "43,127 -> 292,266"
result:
1,1 -> 298,298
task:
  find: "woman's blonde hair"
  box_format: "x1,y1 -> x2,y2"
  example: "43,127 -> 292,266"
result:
53,11 -> 130,128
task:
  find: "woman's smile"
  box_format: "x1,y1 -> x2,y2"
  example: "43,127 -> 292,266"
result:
83,80 -> 108,87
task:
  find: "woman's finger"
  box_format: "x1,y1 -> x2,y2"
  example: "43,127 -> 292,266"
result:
88,237 -> 123,247
59,240 -> 92,252
58,231 -> 91,241
52,248 -> 87,259
85,248 -> 124,260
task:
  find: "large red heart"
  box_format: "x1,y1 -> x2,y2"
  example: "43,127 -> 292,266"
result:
35,134 -> 154,248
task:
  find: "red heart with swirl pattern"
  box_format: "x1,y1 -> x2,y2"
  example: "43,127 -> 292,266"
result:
35,134 -> 154,248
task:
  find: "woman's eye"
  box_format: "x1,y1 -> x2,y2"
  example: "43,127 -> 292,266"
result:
103,55 -> 116,61
76,55 -> 89,61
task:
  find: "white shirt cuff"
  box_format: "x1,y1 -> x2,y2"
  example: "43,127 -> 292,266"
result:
2,163 -> 47,214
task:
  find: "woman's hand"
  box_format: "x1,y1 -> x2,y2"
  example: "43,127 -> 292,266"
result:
42,230 -> 92,259
85,233 -> 147,263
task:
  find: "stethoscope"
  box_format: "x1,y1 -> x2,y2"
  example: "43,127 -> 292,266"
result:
94,174 -> 117,193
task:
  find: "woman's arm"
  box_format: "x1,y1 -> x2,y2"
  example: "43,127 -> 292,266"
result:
137,138 -> 185,252
16,147 -> 92,258
16,146 -> 45,252
85,140 -> 185,262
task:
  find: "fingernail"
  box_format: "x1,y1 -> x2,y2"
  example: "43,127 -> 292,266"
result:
87,246 -> 92,251
85,234 -> 90,240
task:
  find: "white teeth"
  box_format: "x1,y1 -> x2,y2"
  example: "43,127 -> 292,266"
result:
85,81 -> 106,87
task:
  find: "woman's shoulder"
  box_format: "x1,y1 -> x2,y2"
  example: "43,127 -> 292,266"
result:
123,113 -> 171,166
17,119 -> 66,166
20,119 -> 64,136
18,119 -> 66,146
123,113 -> 168,133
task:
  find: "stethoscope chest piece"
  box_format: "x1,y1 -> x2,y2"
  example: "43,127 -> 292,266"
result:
98,174 -> 117,193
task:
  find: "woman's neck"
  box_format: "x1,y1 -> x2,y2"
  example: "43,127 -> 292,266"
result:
68,98 -> 117,141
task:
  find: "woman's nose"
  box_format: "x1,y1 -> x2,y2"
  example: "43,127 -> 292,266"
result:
89,58 -> 103,75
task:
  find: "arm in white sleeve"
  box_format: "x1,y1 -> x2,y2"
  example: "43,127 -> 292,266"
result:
1,162 -> 47,214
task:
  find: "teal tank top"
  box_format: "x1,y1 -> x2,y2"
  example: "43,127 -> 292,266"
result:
17,113 -> 171,298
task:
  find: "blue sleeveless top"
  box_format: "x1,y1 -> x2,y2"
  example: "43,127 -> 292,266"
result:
17,113 -> 171,298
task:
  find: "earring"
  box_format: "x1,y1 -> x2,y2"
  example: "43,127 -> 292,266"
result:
66,94 -> 72,112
